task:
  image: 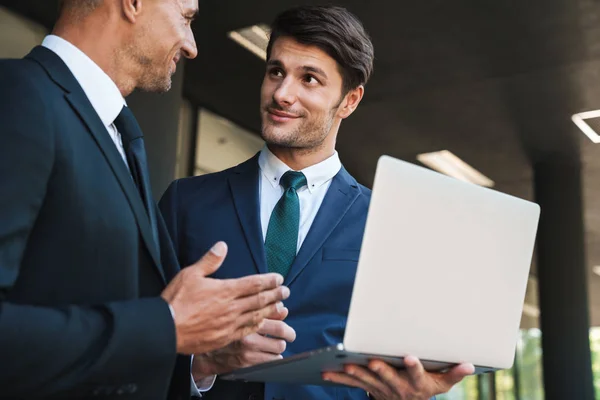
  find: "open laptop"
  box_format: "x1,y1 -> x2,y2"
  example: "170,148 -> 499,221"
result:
221,155 -> 540,385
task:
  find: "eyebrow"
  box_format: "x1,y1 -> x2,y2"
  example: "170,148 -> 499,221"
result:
267,59 -> 284,69
267,59 -> 329,80
303,65 -> 327,79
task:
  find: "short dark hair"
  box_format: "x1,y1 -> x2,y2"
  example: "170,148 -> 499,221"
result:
266,5 -> 374,94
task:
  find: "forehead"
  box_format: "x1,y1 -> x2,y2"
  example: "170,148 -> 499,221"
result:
269,37 -> 340,74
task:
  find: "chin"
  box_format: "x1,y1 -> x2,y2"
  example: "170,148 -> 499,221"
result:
140,77 -> 172,93
261,131 -> 299,148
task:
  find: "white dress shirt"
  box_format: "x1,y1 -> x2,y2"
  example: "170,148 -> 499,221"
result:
41,35 -> 129,167
258,146 -> 342,251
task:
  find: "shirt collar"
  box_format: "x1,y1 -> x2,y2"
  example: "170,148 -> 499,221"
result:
258,146 -> 342,194
42,35 -> 126,129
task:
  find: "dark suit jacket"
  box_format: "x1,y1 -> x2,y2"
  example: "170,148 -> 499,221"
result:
0,47 -> 190,399
159,154 -> 372,400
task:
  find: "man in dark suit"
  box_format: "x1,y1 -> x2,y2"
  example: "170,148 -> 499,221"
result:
0,1 -> 290,398
159,5 -> 473,400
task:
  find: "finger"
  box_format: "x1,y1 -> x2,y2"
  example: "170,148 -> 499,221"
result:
239,350 -> 283,367
227,273 -> 285,299
344,364 -> 394,398
322,370 -> 389,399
367,359 -> 414,395
258,319 -> 296,342
236,301 -> 285,334
236,285 -> 290,315
402,356 -> 427,389
267,305 -> 289,321
440,363 -> 475,387
189,242 -> 228,276
242,332 -> 288,354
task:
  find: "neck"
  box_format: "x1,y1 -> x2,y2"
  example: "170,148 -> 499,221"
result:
53,15 -> 136,97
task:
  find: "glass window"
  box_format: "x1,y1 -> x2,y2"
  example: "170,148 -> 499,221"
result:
590,328 -> 600,399
516,329 -> 544,400
437,375 -> 478,400
193,108 -> 263,176
495,368 -> 516,400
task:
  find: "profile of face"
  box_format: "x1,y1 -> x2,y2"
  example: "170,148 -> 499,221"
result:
130,0 -> 199,93
260,36 -> 362,150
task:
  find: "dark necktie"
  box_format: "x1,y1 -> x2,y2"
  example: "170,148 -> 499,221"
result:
113,106 -> 159,248
265,171 -> 307,278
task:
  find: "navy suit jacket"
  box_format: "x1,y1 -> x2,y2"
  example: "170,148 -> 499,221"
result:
159,154 -> 372,400
0,47 -> 190,399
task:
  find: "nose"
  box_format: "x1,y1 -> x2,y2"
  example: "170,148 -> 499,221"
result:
273,78 -> 297,107
182,29 -> 198,60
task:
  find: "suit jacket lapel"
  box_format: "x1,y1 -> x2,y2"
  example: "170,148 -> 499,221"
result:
26,46 -> 166,284
285,167 -> 360,287
228,154 -> 268,274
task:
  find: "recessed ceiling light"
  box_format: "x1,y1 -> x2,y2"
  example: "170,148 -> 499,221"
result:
417,150 -> 494,187
228,24 -> 270,60
572,110 -> 600,143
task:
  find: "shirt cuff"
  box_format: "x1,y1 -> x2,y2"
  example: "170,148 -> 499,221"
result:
195,374 -> 217,392
190,355 -> 217,394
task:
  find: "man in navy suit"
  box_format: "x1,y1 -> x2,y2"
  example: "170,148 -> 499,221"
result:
0,1 -> 289,398
160,6 -> 473,399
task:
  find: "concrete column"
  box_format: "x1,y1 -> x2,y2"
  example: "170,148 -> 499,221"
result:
533,157 -> 595,400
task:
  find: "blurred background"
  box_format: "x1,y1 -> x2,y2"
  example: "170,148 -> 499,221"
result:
4,1 -> 600,398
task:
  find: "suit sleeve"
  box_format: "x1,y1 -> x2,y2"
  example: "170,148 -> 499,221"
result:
0,64 -> 178,397
159,179 -> 181,257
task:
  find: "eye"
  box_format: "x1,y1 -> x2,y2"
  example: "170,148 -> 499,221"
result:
269,68 -> 284,78
303,74 -> 320,85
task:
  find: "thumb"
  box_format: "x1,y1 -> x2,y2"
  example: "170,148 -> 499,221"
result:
191,241 -> 228,276
443,363 -> 475,387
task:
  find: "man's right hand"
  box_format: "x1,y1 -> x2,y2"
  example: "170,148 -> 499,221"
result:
191,305 -> 296,379
161,241 -> 290,355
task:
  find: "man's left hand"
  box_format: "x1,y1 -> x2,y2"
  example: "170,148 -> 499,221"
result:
322,356 -> 475,400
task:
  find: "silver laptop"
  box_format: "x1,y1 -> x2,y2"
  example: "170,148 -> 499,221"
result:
221,155 -> 540,385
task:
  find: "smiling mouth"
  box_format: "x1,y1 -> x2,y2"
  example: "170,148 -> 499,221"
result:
267,108 -> 300,120
267,112 -> 299,123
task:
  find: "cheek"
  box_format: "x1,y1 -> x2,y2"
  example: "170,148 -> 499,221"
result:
260,82 -> 273,104
302,96 -> 330,119
161,19 -> 185,48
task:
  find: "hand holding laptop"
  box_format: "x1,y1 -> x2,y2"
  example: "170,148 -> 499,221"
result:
323,356 -> 475,399
192,306 -> 296,379
221,156 -> 539,390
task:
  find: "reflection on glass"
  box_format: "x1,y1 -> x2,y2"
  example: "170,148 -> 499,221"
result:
516,329 -> 544,400
425,328 -> 547,400
437,375 -> 478,400
495,367 -> 515,400
590,328 -> 600,399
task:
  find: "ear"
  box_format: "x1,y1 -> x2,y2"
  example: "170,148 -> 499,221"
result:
122,0 -> 143,23
337,85 -> 365,120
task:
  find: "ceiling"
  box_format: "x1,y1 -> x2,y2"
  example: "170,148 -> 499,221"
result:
4,0 -> 600,327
